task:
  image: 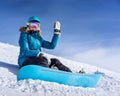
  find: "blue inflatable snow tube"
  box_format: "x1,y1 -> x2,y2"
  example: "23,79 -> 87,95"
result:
17,65 -> 102,87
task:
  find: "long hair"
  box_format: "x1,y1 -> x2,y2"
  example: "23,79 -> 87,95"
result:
19,26 -> 41,37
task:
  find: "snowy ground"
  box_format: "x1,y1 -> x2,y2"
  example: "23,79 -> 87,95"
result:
0,42 -> 120,96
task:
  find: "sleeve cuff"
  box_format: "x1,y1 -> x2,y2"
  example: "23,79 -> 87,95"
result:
54,32 -> 61,35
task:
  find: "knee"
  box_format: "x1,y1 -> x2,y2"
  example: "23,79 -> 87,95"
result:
51,58 -> 60,63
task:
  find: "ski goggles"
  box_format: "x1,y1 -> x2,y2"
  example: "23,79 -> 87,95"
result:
26,22 -> 40,28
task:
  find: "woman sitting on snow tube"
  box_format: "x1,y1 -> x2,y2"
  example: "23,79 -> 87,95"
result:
18,16 -> 72,72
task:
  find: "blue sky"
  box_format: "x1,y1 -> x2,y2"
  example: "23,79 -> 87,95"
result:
0,0 -> 120,72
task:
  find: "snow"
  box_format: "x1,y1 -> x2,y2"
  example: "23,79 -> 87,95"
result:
0,42 -> 120,96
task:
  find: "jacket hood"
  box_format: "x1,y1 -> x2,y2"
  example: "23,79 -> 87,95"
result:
19,26 -> 41,37
19,27 -> 28,32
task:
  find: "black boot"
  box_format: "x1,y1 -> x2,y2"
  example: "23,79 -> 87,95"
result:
50,58 -> 72,72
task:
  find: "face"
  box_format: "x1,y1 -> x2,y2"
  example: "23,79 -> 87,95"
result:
27,21 -> 40,31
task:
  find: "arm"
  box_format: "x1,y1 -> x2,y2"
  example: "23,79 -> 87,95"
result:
19,32 -> 39,57
41,21 -> 61,49
41,34 -> 59,49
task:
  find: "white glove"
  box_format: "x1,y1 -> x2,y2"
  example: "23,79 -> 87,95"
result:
37,52 -> 42,57
54,21 -> 61,35
37,52 -> 51,65
54,21 -> 60,30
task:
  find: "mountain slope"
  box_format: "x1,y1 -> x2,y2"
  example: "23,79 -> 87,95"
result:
0,42 -> 120,96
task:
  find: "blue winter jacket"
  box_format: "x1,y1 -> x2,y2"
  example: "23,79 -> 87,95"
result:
18,31 -> 59,67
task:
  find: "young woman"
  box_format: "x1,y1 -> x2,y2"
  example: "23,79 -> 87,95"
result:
18,16 -> 72,72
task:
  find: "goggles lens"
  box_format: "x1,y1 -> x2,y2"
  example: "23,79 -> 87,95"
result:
27,22 -> 39,28
31,22 -> 39,27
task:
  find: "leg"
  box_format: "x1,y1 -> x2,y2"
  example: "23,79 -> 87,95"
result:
50,58 -> 72,72
22,56 -> 49,68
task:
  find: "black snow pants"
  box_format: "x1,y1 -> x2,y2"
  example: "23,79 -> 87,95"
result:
21,55 -> 72,72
